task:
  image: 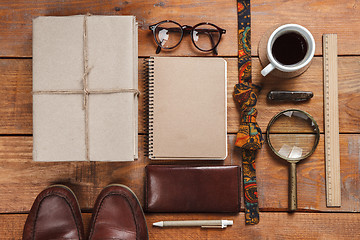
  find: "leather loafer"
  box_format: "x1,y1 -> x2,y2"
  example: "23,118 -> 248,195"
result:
88,184 -> 148,240
23,185 -> 85,240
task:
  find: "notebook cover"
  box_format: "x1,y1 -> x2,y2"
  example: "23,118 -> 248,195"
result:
145,165 -> 241,213
33,15 -> 138,161
148,57 -> 227,160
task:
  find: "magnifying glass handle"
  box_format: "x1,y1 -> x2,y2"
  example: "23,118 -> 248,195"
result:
289,162 -> 297,212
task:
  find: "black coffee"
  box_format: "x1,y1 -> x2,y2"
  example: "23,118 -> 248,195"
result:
272,32 -> 308,65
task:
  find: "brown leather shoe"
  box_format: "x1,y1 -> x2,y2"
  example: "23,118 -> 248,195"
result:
88,184 -> 149,240
23,185 -> 85,240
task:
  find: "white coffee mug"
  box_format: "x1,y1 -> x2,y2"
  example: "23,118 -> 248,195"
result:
261,24 -> 315,77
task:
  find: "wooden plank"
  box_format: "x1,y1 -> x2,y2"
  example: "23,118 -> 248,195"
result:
147,212 -> 360,240
0,59 -> 32,134
0,0 -> 359,57
1,57 -> 359,134
0,134 -> 359,213
1,212 -> 360,239
252,0 -> 360,56
0,0 -> 237,57
256,134 -> 360,212
337,57 -> 360,133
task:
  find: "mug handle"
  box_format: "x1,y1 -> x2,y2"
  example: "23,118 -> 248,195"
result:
261,63 -> 275,77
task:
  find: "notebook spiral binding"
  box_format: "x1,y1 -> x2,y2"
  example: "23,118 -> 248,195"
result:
143,57 -> 154,158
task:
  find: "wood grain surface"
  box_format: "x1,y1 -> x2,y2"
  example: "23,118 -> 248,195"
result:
1,212 -> 360,239
0,0 -> 359,57
0,134 -> 359,213
1,57 -> 359,134
0,0 -> 359,239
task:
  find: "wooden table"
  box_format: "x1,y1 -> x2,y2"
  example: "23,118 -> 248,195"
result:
0,0 -> 359,239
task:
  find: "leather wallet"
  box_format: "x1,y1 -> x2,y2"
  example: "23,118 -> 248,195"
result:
145,165 -> 241,213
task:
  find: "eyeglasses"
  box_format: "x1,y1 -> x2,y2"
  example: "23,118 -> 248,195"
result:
149,20 -> 226,55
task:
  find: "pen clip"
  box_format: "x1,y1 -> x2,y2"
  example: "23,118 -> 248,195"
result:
201,225 -> 226,229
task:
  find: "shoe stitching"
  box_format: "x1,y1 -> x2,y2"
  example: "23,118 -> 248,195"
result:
89,192 -> 140,240
31,191 -> 82,240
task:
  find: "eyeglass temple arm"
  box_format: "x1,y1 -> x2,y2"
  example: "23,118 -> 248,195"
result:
207,32 -> 218,55
156,38 -> 163,54
156,45 -> 162,54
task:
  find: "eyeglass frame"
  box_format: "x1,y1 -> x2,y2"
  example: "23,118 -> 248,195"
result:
149,20 -> 226,55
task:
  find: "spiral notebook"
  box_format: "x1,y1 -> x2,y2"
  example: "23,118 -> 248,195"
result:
146,57 -> 227,160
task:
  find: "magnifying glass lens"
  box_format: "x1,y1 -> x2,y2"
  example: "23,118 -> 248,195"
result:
268,110 -> 319,160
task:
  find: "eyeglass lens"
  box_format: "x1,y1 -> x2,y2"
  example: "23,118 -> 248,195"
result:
155,22 -> 182,49
192,24 -> 221,51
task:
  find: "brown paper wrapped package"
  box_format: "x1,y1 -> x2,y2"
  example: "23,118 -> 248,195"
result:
32,15 -> 138,162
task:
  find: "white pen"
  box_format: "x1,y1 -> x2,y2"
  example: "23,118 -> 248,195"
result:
153,220 -> 233,229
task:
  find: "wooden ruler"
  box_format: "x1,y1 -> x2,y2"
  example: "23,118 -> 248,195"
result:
323,34 -> 341,207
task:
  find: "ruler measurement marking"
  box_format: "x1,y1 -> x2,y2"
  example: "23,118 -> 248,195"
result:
323,34 -> 341,207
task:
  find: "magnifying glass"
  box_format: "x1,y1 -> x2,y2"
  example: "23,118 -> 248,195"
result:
266,109 -> 320,211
